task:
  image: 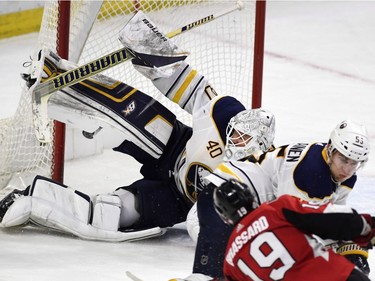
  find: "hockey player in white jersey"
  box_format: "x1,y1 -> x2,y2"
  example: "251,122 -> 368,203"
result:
0,9 -> 275,273
208,119 -> 369,205
199,119 -> 371,278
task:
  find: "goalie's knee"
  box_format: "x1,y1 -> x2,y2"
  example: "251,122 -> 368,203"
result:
91,194 -> 121,231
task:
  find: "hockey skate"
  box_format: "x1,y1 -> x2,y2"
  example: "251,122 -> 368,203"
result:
0,188 -> 25,222
119,10 -> 189,80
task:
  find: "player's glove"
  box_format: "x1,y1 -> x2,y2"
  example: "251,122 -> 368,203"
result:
336,242 -> 370,275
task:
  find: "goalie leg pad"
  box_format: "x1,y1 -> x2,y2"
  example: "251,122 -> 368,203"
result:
1,196 -> 32,227
31,47 -> 176,158
48,75 -> 177,159
29,176 -> 91,229
4,176 -> 164,242
91,194 -> 121,231
0,176 -> 90,228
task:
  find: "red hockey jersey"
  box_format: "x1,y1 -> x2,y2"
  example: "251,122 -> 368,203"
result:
223,195 -> 355,281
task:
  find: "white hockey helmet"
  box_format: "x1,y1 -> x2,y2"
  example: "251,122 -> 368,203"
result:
327,120 -> 370,163
224,108 -> 275,161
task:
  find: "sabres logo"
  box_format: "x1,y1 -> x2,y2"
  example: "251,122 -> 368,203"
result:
185,163 -> 212,201
122,101 -> 136,116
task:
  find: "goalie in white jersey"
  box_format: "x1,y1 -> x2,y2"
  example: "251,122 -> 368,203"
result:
0,9 -> 275,257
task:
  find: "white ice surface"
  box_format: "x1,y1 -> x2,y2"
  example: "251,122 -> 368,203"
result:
0,2 -> 375,280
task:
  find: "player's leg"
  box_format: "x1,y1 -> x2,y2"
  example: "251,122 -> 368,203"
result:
114,118 -> 192,182
192,186 -> 233,278
0,175 -> 164,241
119,11 -> 217,115
115,178 -> 192,230
23,48 -> 177,158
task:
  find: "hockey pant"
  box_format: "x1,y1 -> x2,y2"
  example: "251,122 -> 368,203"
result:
48,74 -> 176,159
114,120 -> 193,230
0,176 -> 165,242
117,178 -> 192,230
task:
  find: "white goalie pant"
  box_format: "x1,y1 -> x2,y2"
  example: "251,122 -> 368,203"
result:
0,176 -> 163,242
186,202 -> 199,244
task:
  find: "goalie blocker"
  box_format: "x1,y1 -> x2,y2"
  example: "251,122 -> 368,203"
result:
0,175 -> 165,242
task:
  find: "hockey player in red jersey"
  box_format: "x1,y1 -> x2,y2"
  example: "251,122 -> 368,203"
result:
213,179 -> 374,281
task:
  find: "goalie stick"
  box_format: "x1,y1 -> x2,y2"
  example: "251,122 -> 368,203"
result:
31,1 -> 244,143
82,126 -> 103,139
126,271 -> 143,281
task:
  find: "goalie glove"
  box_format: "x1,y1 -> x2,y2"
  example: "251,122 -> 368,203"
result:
336,242 -> 370,275
119,10 -> 189,80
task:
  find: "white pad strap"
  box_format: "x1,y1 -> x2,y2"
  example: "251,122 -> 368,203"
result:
91,194 -> 121,231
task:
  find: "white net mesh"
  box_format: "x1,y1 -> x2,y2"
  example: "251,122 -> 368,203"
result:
0,0 -> 258,189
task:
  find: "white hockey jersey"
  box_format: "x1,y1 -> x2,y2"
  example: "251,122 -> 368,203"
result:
207,142 -> 357,205
152,61 -> 246,202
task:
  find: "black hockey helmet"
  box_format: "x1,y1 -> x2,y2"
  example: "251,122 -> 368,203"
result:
213,179 -> 258,225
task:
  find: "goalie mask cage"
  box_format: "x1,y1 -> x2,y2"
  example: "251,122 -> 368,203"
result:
0,0 -> 265,189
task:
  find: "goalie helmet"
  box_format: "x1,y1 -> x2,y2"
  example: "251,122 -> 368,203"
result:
224,108 -> 275,161
327,120 -> 370,164
213,179 -> 258,226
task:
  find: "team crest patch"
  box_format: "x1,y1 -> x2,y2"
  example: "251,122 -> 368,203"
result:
185,163 -> 212,201
122,101 -> 136,116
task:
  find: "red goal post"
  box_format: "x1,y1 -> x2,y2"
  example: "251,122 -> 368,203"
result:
0,0 -> 266,188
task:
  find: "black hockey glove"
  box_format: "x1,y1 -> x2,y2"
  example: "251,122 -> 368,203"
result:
336,242 -> 370,275
20,73 -> 37,88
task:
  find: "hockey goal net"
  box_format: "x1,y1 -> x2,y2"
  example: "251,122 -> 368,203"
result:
0,0 -> 265,189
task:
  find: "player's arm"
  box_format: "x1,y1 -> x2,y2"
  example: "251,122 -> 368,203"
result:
283,206 -> 375,275
282,207 -> 375,243
119,10 -> 222,115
